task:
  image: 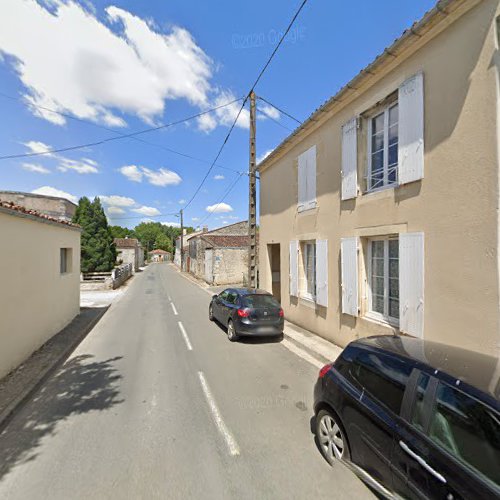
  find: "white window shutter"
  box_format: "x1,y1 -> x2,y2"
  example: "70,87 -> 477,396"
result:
399,73 -> 424,185
306,146 -> 317,209
341,118 -> 358,200
399,233 -> 424,338
289,240 -> 299,297
316,239 -> 328,307
340,237 -> 359,316
297,151 -> 307,210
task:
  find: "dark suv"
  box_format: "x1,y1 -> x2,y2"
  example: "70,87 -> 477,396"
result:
313,336 -> 500,499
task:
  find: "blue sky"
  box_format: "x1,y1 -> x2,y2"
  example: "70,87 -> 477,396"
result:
0,0 -> 436,229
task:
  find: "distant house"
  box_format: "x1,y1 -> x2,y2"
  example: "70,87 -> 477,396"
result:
114,237 -> 144,272
186,221 -> 253,285
0,200 -> 81,380
149,249 -> 170,262
0,190 -> 76,222
174,228 -> 206,270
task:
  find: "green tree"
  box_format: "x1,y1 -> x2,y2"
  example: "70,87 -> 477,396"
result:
73,197 -> 117,273
154,232 -> 173,253
110,225 -> 136,240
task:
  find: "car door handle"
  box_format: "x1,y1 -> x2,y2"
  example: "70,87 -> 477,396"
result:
399,441 -> 447,484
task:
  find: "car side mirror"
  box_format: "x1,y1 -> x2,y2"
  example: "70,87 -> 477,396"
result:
212,294 -> 218,299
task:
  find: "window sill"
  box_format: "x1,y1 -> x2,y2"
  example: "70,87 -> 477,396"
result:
299,295 -> 316,308
363,312 -> 399,329
297,203 -> 317,214
363,183 -> 397,197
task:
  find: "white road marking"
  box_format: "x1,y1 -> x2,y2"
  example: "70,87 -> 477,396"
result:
197,371 -> 240,456
170,302 -> 178,315
178,321 -> 193,351
281,339 -> 324,369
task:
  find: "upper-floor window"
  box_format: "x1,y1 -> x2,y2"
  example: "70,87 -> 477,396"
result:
368,103 -> 399,191
300,241 -> 316,300
298,145 -> 316,212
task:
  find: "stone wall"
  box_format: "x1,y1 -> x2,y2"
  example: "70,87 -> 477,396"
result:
212,247 -> 247,285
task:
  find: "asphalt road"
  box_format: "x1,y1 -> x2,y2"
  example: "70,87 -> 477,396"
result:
0,264 -> 375,500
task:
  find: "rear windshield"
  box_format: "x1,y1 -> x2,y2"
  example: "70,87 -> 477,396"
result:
242,294 -> 280,308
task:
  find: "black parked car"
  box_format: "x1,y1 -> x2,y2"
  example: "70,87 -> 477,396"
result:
209,288 -> 284,341
313,335 -> 500,500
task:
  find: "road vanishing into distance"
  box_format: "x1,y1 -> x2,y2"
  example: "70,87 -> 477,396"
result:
0,264 -> 375,499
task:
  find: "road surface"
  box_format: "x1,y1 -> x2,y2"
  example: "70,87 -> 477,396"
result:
0,264 -> 375,499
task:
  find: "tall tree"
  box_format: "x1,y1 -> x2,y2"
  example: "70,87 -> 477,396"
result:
73,197 -> 117,273
110,225 -> 136,240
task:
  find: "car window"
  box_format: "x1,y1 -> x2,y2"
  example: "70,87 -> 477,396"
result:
410,372 -> 430,431
242,294 -> 280,308
351,350 -> 413,415
428,382 -> 500,487
219,291 -> 229,301
226,292 -> 238,305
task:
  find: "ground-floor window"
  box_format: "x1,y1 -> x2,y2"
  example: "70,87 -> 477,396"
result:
300,241 -> 316,300
368,238 -> 399,323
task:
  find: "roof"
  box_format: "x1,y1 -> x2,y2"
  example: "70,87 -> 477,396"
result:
352,336 -> 500,403
0,190 -> 77,207
201,234 -> 252,248
258,0 -> 469,173
114,237 -> 140,248
0,200 -> 81,230
150,249 -> 169,254
205,220 -> 247,235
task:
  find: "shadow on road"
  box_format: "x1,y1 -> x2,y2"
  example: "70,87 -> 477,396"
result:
0,354 -> 123,480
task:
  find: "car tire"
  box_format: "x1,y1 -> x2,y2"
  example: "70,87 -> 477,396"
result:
315,408 -> 350,465
209,304 -> 214,321
227,319 -> 238,342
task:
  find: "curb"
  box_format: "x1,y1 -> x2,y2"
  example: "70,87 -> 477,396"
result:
282,331 -> 331,366
0,307 -> 108,432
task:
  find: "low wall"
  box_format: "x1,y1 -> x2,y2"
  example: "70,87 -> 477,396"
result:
81,263 -> 132,290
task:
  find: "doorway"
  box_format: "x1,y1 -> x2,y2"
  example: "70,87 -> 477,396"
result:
268,244 -> 281,303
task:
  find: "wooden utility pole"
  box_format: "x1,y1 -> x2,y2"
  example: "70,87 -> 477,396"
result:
180,208 -> 184,272
248,91 -> 257,288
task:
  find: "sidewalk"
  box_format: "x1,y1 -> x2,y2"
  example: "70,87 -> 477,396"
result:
172,264 -> 343,367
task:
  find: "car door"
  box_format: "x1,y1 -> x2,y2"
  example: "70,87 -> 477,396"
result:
213,290 -> 229,322
345,349 -> 413,489
224,291 -> 239,323
392,373 -> 500,499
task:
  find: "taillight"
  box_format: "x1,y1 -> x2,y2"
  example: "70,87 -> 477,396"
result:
279,308 -> 284,317
318,363 -> 332,379
237,308 -> 250,318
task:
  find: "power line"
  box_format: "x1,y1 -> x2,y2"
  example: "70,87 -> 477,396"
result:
257,95 -> 302,125
0,91 -> 245,176
183,0 -> 309,211
0,97 -> 244,160
257,104 -> 294,132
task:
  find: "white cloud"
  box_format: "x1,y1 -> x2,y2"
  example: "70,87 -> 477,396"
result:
57,157 -> 98,174
258,103 -> 280,121
107,206 -> 125,215
192,217 -> 200,222
23,141 -> 54,156
119,164 -> 181,186
197,90 -> 249,132
100,195 -> 136,207
132,205 -> 161,216
222,220 -> 228,224
206,202 -> 233,214
0,1 -> 215,126
21,163 -> 50,174
178,199 -> 186,204
213,174 -> 224,180
161,221 -> 181,228
32,186 -> 77,203
120,165 -> 142,182
257,149 -> 273,164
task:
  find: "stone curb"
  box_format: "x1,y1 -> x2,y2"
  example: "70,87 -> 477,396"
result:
0,307 -> 108,432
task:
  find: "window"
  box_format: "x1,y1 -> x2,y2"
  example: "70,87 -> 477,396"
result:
368,102 -> 398,191
242,294 -> 280,308
300,241 -> 316,300
410,372 -> 430,431
368,238 -> 399,323
226,292 -> 239,305
298,145 -> 316,212
429,383 -> 500,487
60,248 -> 72,274
350,350 -> 412,415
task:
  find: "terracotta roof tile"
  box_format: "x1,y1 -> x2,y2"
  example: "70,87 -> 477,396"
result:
114,237 -> 140,248
0,200 -> 80,228
200,234 -> 256,248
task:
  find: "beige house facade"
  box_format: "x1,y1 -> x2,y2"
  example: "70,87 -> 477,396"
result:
0,201 -> 81,380
259,0 -> 500,356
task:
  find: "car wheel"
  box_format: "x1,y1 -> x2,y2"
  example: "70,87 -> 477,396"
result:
209,304 -> 214,321
227,319 -> 238,342
316,409 -> 350,465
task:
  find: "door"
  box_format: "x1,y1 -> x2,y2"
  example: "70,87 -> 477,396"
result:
205,249 -> 213,284
213,290 -> 228,322
268,244 -> 281,303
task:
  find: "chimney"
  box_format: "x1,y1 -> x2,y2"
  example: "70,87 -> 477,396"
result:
202,225 -> 208,233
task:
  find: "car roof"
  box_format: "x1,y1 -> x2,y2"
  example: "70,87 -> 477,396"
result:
351,336 -> 500,402
230,288 -> 272,296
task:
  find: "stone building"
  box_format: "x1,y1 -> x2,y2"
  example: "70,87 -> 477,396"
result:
114,237 -> 144,272
0,190 -> 76,222
0,201 -> 81,380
